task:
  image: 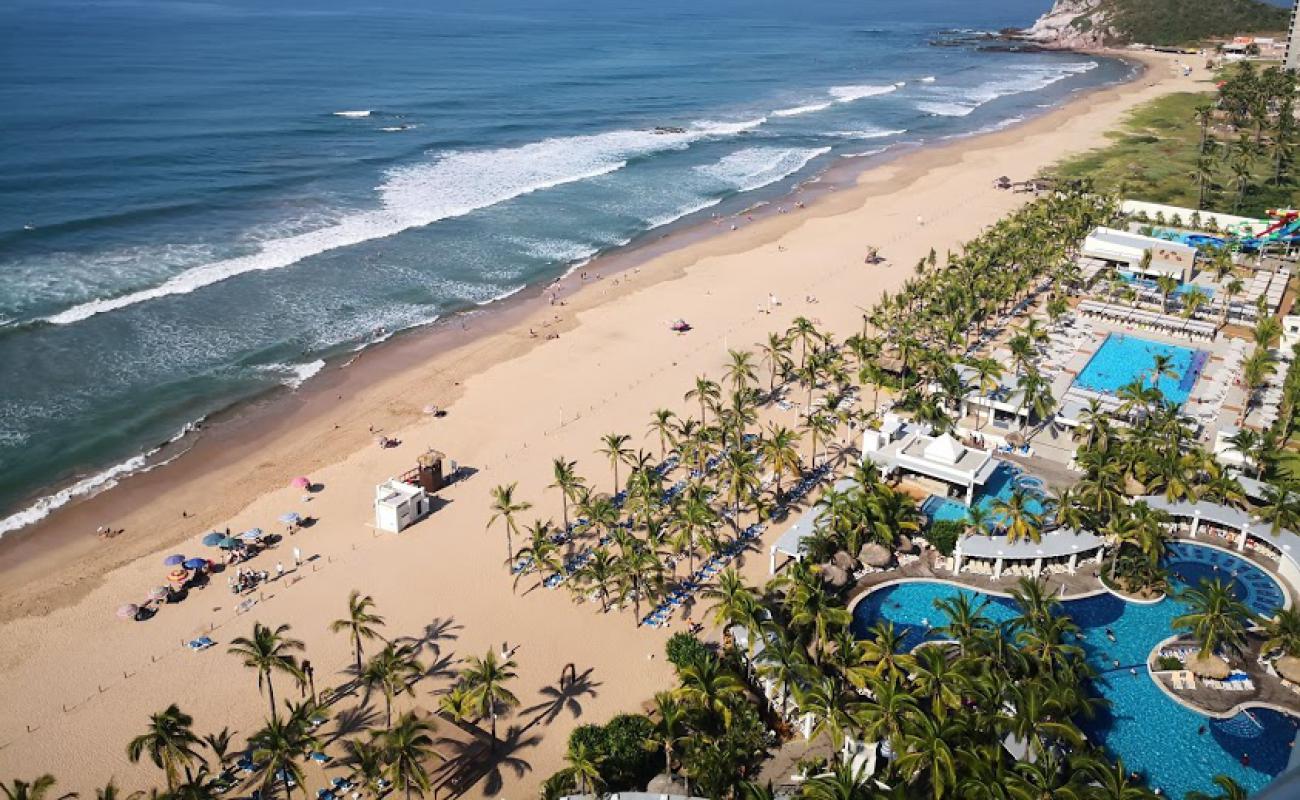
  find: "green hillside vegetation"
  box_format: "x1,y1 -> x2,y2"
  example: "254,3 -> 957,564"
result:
1102,0 -> 1288,46
1049,64 -> 1300,217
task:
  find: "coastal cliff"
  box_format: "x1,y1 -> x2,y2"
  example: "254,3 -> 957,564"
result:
1021,0 -> 1288,48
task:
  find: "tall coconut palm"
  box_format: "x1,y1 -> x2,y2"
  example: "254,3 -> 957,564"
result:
758,332 -> 793,396
362,643 -> 424,727
760,424 -> 802,503
991,487 -> 1045,544
378,712 -> 442,800
573,546 -> 618,612
684,376 -> 721,427
646,691 -> 689,778
249,705 -> 317,800
548,457 -> 586,534
227,622 -> 305,722
725,349 -> 758,394
487,482 -> 532,564
559,742 -> 605,796
126,704 -> 206,791
1173,579 -> 1256,659
330,590 -> 386,675
461,650 -> 520,751
1187,775 -> 1248,800
597,432 -> 633,494
1261,607 -> 1300,658
646,410 -> 678,462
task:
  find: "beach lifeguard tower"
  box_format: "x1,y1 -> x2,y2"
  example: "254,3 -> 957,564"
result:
373,479 -> 430,533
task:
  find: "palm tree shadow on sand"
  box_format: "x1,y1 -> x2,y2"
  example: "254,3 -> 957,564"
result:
433,724 -> 538,798
519,665 -> 601,729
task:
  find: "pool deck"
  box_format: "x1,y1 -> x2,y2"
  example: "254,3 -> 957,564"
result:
1152,635 -> 1300,720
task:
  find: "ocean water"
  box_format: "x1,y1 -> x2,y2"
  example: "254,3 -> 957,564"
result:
0,0 -> 1131,533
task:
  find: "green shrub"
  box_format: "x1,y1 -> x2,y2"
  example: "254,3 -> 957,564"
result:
1157,655 -> 1184,671
666,631 -> 710,671
566,714 -> 661,790
928,519 -> 965,556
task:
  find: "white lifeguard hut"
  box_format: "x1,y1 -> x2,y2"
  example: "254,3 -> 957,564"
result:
374,478 -> 430,533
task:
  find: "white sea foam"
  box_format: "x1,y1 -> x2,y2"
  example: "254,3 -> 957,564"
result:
476,284 -> 526,306
828,84 -> 899,103
839,145 -> 891,159
920,76 -> 937,83
334,110 -> 372,118
697,146 -> 830,193
915,60 -> 1097,119
772,101 -> 834,118
641,197 -> 725,230
510,237 -> 601,265
41,119 -> 763,326
827,127 -> 906,140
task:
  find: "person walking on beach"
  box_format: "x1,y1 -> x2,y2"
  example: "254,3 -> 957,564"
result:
292,547 -> 301,568
275,561 -> 285,581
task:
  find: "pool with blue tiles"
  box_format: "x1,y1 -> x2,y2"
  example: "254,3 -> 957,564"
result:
1072,333 -> 1207,406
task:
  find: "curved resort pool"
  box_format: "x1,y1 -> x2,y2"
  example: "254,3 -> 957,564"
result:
851,542 -> 1297,798
921,461 -> 1052,528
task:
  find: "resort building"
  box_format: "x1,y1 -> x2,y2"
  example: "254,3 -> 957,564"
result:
951,527 -> 1104,579
1286,0 -> 1300,71
373,478 -> 431,533
861,416 -> 998,504
1139,495 -> 1300,591
769,477 -> 854,573
1082,227 -> 1196,282
952,364 -> 1029,430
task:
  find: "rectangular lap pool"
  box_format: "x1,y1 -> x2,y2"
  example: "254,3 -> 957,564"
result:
1072,333 -> 1207,406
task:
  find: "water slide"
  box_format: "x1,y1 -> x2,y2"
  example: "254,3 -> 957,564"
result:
1159,208 -> 1300,251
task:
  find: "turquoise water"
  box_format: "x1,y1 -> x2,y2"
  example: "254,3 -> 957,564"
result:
1118,270 -> 1216,299
920,461 -> 1051,528
1072,333 -> 1207,406
0,0 -> 1133,533
851,541 -> 1297,798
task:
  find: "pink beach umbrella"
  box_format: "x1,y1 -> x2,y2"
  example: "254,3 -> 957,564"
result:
116,603 -> 139,620
290,476 -> 312,490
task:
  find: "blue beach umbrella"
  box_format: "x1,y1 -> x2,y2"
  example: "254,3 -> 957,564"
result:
201,532 -> 224,547
183,558 -> 208,570
218,537 -> 239,549
278,512 -> 301,525
163,554 -> 186,566
239,528 -> 263,541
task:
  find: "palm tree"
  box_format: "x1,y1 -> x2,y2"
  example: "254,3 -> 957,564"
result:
249,706 -> 317,800
685,376 -> 721,426
127,705 -> 206,790
646,691 -> 689,778
330,590 -> 386,675
549,457 -> 586,534
0,778 -> 76,800
1261,607 -> 1300,658
488,482 -> 532,564
991,487 -> 1044,544
1155,274 -> 1178,314
1187,775 -> 1248,800
598,432 -> 633,494
379,712 -> 442,800
676,653 -> 744,725
894,714 -> 961,800
725,348 -> 758,393
1222,276 -> 1244,327
202,727 -> 237,771
804,411 -> 836,470
342,738 -> 386,792
788,316 -> 821,371
362,642 -> 424,725
647,410 -> 678,462
573,546 -> 618,612
759,332 -> 793,396
1086,758 -> 1154,800
969,357 -> 1003,430
227,622 -> 305,721
1173,579 -> 1256,659
461,649 -> 520,751
560,741 -> 605,796
760,424 -> 802,503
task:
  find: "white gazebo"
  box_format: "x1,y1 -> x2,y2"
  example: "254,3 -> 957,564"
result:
863,422 -> 998,505
953,527 -> 1104,579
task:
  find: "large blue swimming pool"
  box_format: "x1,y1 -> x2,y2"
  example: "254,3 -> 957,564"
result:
1072,333 -> 1207,406
851,541 -> 1296,798
1118,270 -> 1216,299
921,461 -> 1052,529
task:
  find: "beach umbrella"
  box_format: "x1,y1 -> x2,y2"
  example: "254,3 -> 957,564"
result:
897,534 -> 916,554
183,558 -> 208,571
148,586 -> 170,602
240,528 -> 263,541
820,563 -> 850,589
218,537 -> 239,549
279,512 -> 301,526
291,476 -> 312,490
858,542 -> 892,568
831,550 -> 856,572
163,554 -> 186,566
116,603 -> 139,619
1276,655 -> 1300,683
201,532 -> 225,547
1188,651 -> 1231,679
167,567 -> 190,585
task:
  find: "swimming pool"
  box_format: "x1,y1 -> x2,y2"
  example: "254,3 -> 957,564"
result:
1072,333 -> 1207,406
850,542 -> 1294,798
921,461 -> 1052,529
1118,270 -> 1216,299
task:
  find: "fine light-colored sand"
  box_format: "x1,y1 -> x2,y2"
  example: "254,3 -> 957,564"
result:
0,51 -> 1200,795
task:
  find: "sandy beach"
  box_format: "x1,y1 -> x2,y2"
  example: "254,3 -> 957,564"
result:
0,50 -> 1202,794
